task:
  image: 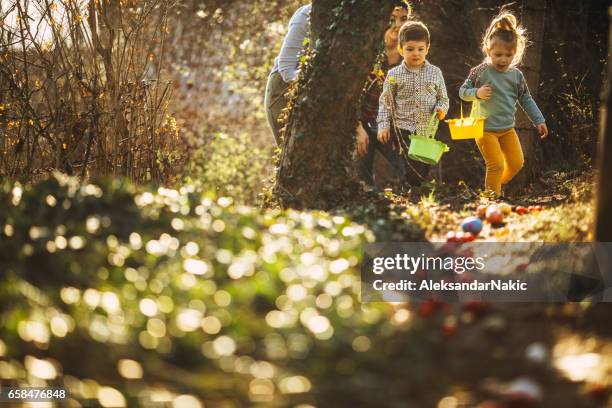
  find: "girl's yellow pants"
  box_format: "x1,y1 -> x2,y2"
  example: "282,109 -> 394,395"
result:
475,128 -> 524,195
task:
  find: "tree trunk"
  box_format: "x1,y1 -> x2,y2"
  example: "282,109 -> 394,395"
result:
595,6 -> 612,242
510,0 -> 547,192
275,0 -> 395,209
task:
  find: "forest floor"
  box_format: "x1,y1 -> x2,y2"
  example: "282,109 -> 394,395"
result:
349,170 -> 611,408
376,168 -> 594,243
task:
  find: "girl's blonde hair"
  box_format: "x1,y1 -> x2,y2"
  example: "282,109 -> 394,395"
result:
482,11 -> 527,67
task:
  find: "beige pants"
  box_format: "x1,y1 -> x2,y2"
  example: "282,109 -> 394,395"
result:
264,71 -> 290,145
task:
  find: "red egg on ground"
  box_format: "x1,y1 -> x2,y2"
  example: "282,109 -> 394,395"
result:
486,205 -> 504,224
461,232 -> 476,242
477,204 -> 487,219
515,206 -> 527,215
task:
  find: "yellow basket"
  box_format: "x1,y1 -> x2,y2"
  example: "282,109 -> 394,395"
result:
446,101 -> 485,140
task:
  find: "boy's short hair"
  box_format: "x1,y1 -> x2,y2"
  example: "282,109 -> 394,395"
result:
399,21 -> 430,46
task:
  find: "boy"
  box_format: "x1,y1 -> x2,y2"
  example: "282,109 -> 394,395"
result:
377,21 -> 449,185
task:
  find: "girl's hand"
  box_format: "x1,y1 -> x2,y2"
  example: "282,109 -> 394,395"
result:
476,84 -> 493,100
378,128 -> 391,144
537,123 -> 548,139
356,122 -> 369,156
435,108 -> 446,120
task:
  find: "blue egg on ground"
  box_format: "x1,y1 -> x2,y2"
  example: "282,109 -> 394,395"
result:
461,216 -> 483,235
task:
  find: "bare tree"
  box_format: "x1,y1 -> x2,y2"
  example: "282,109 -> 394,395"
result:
0,0 -> 182,182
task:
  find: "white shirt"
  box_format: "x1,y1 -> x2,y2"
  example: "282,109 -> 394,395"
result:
271,4 -> 311,83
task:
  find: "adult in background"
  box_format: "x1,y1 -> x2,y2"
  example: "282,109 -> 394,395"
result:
264,3 -> 311,145
355,1 -> 422,190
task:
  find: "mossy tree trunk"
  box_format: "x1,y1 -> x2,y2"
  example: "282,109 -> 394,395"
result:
595,6 -> 612,241
275,0 -> 395,209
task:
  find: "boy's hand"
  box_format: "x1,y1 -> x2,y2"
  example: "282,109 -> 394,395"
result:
537,123 -> 548,139
476,84 -> 492,100
356,122 -> 369,156
378,128 -> 391,144
435,108 -> 446,120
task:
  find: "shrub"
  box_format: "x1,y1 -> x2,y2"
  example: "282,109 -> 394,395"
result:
0,0 -> 179,183
1,173 -> 430,406
182,132 -> 273,204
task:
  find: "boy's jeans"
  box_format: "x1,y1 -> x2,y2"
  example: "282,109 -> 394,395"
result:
355,123 -> 428,187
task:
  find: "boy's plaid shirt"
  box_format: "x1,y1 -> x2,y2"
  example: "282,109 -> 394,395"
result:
377,60 -> 449,135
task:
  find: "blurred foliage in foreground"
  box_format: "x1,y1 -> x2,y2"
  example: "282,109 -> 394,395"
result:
0,173 -> 428,407
1,174 -> 610,407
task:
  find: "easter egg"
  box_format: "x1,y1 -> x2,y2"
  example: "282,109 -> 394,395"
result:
461,232 -> 476,242
486,205 -> 504,224
461,216 -> 483,235
515,205 -> 527,215
476,204 -> 487,219
528,205 -> 542,213
446,231 -> 459,242
498,202 -> 512,215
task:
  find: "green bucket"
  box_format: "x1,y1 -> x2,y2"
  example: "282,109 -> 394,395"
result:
407,113 -> 449,165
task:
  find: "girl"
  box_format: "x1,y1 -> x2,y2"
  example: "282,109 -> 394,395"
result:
459,12 -> 548,196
